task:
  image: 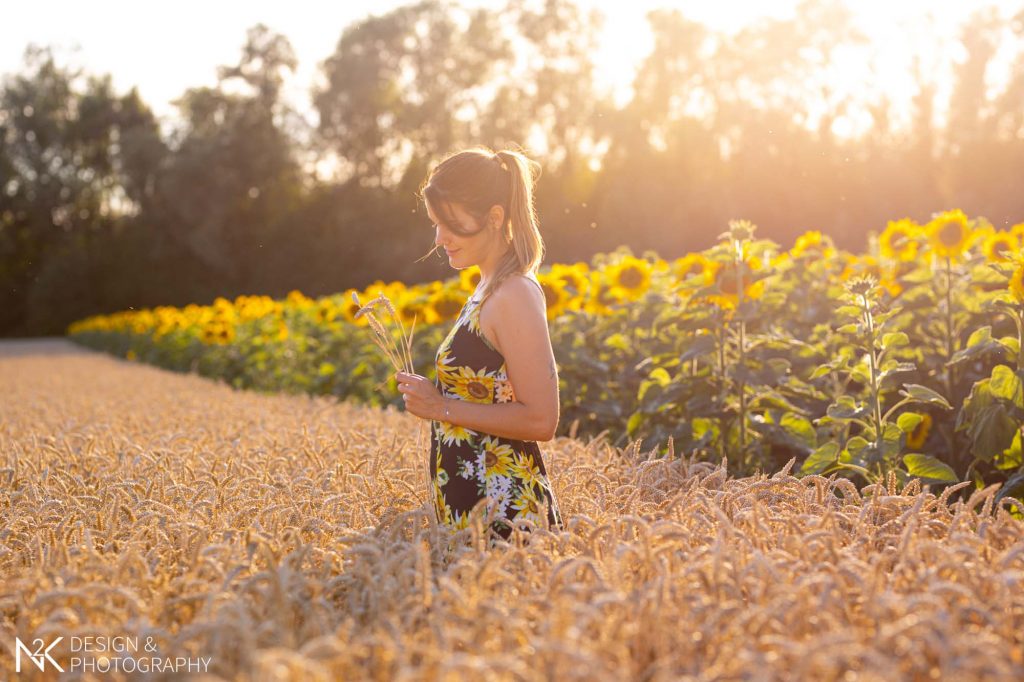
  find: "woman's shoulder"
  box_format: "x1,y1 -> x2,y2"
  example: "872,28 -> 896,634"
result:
489,272 -> 544,309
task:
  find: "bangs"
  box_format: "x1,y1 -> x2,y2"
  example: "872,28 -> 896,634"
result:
423,185 -> 485,237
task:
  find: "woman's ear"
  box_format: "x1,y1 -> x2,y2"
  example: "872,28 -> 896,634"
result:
490,204 -> 505,230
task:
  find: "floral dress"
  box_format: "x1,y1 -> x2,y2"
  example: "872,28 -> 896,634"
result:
429,275 -> 564,540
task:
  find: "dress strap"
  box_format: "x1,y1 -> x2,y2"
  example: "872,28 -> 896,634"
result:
523,272 -> 545,299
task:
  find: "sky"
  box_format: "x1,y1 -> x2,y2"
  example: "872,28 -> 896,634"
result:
2,0 -> 1021,138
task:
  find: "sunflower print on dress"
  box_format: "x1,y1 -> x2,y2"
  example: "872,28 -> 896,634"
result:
428,279 -> 564,540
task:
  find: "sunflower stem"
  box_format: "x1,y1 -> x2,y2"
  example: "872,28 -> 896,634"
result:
944,256 -> 955,399
716,319 -> 727,462
862,290 -> 885,472
734,241 -> 748,471
1013,304 -> 1024,373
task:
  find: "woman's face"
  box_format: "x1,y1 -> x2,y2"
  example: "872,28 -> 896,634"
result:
426,199 -> 502,270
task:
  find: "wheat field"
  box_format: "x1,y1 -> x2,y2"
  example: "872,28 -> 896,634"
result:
1,339 -> 1023,681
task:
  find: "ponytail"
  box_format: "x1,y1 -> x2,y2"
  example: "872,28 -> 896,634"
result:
477,149 -> 544,304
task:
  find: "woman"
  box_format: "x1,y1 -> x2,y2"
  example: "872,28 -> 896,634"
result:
395,146 -> 564,542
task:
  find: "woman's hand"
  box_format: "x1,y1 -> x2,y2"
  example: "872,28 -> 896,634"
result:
395,371 -> 445,421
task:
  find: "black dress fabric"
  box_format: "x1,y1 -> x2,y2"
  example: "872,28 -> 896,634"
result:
428,274 -> 563,540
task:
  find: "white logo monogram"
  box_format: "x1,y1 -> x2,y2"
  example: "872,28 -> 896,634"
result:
15,637 -> 65,673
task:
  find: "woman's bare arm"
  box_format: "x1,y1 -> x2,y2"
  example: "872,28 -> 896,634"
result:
442,275 -> 559,441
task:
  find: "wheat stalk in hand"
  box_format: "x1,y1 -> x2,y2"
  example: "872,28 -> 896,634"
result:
351,292 -> 416,375
352,291 -> 429,490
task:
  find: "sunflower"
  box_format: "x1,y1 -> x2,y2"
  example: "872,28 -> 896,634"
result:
606,255 -> 653,300
790,230 -> 837,260
200,321 -> 235,345
477,435 -> 517,479
906,413 -> 932,450
314,299 -> 338,324
839,253 -> 883,282
286,289 -> 314,308
448,366 -> 496,403
459,266 -> 481,292
464,301 -> 488,339
1010,262 -> 1024,304
396,294 -> 439,326
511,450 -> 545,489
340,289 -> 369,326
435,417 -> 476,448
436,345 -> 460,384
550,262 -> 590,294
982,231 -> 1019,262
879,218 -> 921,262
434,487 -> 451,525
428,287 -> 468,322
584,272 -> 626,315
707,257 -> 764,309
878,277 -> 903,298
671,253 -> 712,286
510,482 -> 546,523
449,508 -> 472,531
549,262 -> 590,310
926,209 -> 972,260
537,273 -> 572,320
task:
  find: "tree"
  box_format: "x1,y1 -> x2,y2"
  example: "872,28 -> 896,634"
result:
150,24 -> 305,290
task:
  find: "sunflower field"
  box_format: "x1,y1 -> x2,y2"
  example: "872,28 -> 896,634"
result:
68,210 -> 1024,510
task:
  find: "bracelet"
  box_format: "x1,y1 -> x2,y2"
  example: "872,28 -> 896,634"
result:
443,402 -> 450,421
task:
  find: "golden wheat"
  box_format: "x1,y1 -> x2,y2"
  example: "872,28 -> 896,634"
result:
1,338 -> 1023,681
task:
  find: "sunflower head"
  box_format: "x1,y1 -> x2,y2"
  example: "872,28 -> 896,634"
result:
983,231 -> 1019,262
721,219 -> 757,243
671,253 -> 712,285
201,320 -> 236,345
341,289 -> 369,326
537,273 -> 572,320
428,287 -> 468,322
607,256 -> 653,299
790,230 -> 836,260
459,267 -> 482,292
840,254 -> 883,282
585,272 -> 626,314
926,209 -> 972,260
846,274 -> 878,298
315,300 -> 338,324
1010,262 -> 1024,304
286,289 -> 313,308
906,413 -> 933,450
550,262 -> 591,300
398,295 -> 439,326
879,218 -> 921,262
707,257 -> 763,308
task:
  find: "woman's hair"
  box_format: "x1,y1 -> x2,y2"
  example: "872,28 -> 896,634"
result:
416,145 -> 544,304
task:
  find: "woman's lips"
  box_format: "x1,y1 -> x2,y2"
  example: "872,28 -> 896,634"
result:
446,248 -> 460,255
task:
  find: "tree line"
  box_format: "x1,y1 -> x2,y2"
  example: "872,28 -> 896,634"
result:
2,0 -> 1022,336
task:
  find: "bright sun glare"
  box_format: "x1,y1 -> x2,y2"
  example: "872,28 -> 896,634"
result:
586,0 -> 1020,137
3,0 -> 1019,147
